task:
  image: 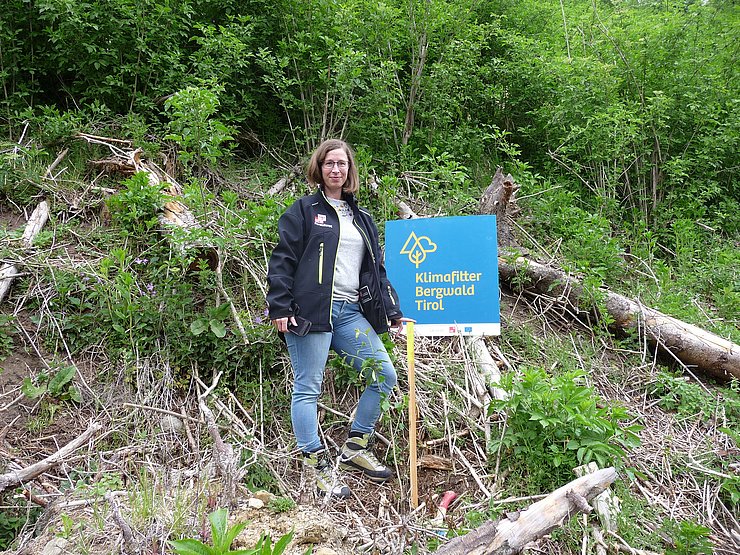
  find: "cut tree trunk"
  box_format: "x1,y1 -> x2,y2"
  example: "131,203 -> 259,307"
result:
465,337 -> 507,402
267,165 -> 302,196
436,467 -> 618,555
0,200 -> 50,303
479,167 -> 519,248
498,255 -> 740,382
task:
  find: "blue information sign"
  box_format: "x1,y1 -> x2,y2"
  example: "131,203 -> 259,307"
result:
385,215 -> 500,336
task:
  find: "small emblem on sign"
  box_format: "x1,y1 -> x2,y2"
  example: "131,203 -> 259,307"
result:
400,231 -> 438,268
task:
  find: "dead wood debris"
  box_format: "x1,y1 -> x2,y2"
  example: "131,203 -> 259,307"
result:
0,422 -> 102,494
0,201 -> 50,303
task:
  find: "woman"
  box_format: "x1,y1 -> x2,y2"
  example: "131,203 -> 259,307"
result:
267,139 -> 403,498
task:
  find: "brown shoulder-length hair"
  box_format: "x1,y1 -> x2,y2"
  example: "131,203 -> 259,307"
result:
306,139 -> 360,195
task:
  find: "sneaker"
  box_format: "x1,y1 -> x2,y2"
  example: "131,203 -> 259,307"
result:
303,450 -> 351,499
339,432 -> 393,483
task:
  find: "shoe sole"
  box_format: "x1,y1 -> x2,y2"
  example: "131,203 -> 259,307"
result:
339,459 -> 392,483
317,487 -> 351,499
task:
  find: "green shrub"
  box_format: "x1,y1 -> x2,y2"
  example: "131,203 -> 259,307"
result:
662,519 -> 714,555
0,495 -> 41,550
0,316 -> 15,360
164,85 -> 235,172
649,372 -> 740,428
106,172 -> 165,239
488,367 -> 641,490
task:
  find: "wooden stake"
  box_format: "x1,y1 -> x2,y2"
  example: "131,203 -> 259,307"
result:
407,320 -> 418,509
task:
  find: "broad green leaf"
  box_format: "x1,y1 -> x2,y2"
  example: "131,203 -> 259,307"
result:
169,539 -> 216,555
271,530 -> 294,555
48,366 -> 76,395
190,319 -> 208,336
21,377 -> 47,399
209,508 -> 229,550
209,320 -> 227,338
222,521 -> 248,552
67,386 -> 82,403
212,303 -> 231,320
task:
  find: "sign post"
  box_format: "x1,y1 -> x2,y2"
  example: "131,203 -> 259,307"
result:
406,320 -> 418,509
386,215 -> 500,510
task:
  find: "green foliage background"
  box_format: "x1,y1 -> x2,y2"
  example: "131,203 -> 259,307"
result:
3,0 -> 736,232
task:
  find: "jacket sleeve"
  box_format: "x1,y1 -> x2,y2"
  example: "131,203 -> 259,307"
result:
379,255 -> 403,321
266,207 -> 304,319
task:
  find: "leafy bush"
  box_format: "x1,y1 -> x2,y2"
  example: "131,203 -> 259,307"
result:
488,367 -> 641,489
107,172 -> 165,239
0,316 -> 15,360
0,496 -> 41,550
662,519 -> 714,555
164,86 -> 235,171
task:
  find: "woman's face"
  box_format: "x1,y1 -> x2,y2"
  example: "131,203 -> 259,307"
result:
321,148 -> 349,199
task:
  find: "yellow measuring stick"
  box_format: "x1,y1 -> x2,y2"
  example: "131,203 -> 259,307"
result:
406,320 -> 418,509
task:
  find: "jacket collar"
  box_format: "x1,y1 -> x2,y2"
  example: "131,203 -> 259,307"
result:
316,186 -> 359,211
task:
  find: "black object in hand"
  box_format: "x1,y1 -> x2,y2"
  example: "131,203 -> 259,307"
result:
288,316 -> 312,336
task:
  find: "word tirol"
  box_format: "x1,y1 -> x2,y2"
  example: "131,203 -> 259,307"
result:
414,270 -> 483,310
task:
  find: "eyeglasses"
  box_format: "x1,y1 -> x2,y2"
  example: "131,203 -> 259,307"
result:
323,160 -> 348,170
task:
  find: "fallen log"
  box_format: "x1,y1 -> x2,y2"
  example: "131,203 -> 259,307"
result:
498,255 -> 740,382
436,467 -> 618,555
267,165 -> 302,196
574,462 -> 621,555
0,422 -> 102,493
79,134 -> 201,233
465,336 -> 507,402
0,200 -> 50,303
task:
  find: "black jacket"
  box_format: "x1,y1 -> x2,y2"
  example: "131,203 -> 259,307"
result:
267,188 -> 402,332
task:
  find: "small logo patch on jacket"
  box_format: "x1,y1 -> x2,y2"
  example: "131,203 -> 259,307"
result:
314,214 -> 333,228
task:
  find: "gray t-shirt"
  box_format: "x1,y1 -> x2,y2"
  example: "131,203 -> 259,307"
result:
328,198 -> 365,302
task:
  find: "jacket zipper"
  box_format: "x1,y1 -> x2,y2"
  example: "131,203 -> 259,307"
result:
387,285 -> 396,306
354,221 -> 375,264
318,242 -> 324,284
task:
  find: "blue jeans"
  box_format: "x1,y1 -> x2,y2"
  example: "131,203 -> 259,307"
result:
286,300 -> 397,453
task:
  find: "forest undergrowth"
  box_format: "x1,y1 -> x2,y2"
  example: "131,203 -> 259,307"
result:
0,130 -> 737,554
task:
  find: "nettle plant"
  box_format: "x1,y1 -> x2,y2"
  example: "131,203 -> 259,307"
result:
489,367 -> 641,489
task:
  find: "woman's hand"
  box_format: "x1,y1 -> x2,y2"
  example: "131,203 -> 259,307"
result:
272,316 -> 297,333
390,317 -> 415,337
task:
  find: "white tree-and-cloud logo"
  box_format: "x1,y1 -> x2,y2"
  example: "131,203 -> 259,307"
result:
400,232 -> 438,268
